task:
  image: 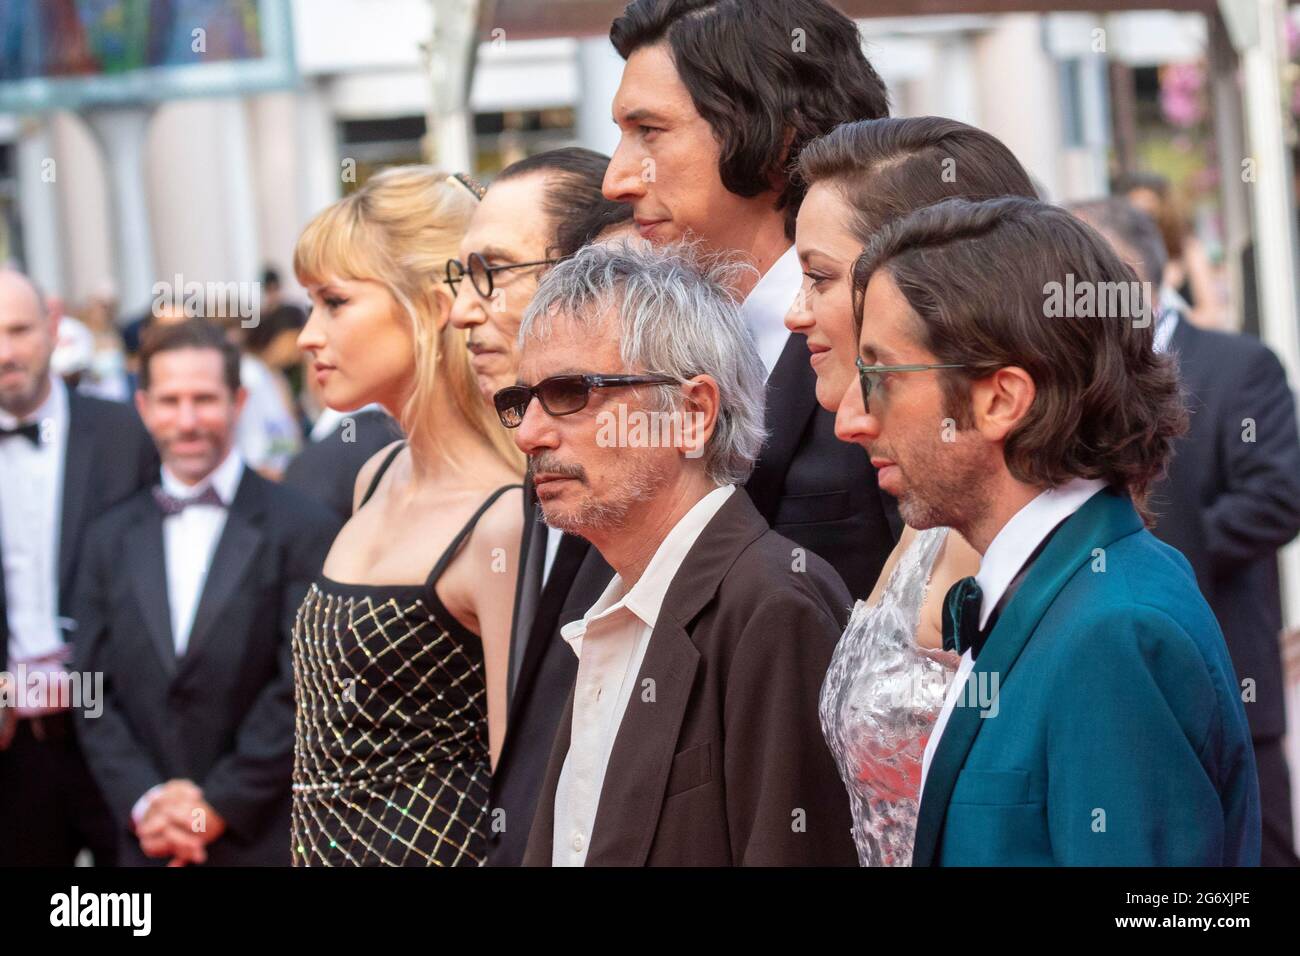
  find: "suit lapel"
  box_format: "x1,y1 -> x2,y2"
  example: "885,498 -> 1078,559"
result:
585,620 -> 700,865
911,489 -> 1144,865
508,487 -> 548,704
524,686 -> 575,863
1168,314 -> 1194,359
59,388 -> 95,599
126,503 -> 177,677
178,471 -> 265,669
744,332 -> 818,522
583,490 -> 768,865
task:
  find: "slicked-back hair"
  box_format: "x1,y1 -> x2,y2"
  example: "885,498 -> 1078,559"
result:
519,241 -> 768,486
138,318 -> 241,394
494,147 -> 632,259
610,0 -> 890,240
798,116 -> 1038,259
852,196 -> 1187,518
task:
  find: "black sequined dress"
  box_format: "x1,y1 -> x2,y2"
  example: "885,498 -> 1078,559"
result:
290,445 -> 517,866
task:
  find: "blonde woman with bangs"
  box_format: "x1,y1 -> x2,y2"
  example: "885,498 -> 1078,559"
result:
290,167 -> 523,867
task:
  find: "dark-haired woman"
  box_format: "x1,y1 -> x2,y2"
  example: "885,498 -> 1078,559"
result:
788,117 -> 1036,865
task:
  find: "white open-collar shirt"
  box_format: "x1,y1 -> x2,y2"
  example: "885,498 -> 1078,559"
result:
551,484 -> 735,866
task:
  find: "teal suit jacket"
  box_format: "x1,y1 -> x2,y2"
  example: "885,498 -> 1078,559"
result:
913,488 -> 1261,866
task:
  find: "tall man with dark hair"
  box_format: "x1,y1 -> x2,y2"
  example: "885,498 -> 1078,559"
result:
604,0 -> 897,591
73,319 -> 339,865
1071,196 -> 1300,866
835,196 -> 1259,865
480,0 -> 900,868
0,269 -> 158,866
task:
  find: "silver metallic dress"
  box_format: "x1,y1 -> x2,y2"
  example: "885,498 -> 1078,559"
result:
818,527 -> 957,866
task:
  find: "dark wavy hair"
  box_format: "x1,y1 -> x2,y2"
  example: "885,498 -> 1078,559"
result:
852,196 -> 1187,519
610,0 -> 889,240
494,147 -> 632,259
798,116 -> 1039,263
138,318 -> 241,394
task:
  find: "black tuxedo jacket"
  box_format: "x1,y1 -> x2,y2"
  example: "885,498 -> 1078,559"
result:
0,386 -> 158,674
487,331 -> 900,865
71,469 -> 339,866
1149,319 -> 1300,739
282,409 -> 402,524
522,489 -> 856,865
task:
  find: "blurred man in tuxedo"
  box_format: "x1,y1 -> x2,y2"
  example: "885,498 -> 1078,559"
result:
73,319 -> 338,865
1072,197 -> 1300,865
0,269 -> 157,866
284,407 -> 402,525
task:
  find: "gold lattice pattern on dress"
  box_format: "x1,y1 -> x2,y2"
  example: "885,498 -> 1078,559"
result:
291,582 -> 490,866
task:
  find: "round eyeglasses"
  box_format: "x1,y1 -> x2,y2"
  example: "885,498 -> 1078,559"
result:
854,356 -> 966,412
445,252 -> 563,299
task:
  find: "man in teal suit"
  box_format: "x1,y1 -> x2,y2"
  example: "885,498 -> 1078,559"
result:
839,195 -> 1260,865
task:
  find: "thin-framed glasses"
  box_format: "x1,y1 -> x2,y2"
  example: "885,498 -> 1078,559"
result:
855,356 -> 966,412
445,252 -> 563,298
493,373 -> 680,428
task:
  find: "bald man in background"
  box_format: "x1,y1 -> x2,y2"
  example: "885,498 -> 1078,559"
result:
0,269 -> 158,865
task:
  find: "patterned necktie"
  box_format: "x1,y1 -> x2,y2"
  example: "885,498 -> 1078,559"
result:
152,484 -> 225,516
0,422 -> 41,446
941,575 -> 985,658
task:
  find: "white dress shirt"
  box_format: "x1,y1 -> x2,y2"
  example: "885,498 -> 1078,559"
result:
129,444 -> 241,826
159,450 -> 244,656
918,477 -> 1107,802
552,483 -> 735,865
1153,286 -> 1184,355
0,376 -> 67,672
740,244 -> 802,378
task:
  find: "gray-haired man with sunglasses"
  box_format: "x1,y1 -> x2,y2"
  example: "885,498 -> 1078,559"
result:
505,241 -> 856,866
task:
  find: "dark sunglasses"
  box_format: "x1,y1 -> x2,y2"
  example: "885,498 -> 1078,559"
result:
493,373 -> 680,428
855,356 -> 966,412
445,252 -> 563,299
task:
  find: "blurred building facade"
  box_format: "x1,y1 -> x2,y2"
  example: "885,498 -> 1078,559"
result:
0,1 -> 1207,315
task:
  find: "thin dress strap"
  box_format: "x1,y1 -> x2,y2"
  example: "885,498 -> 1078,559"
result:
425,484 -> 523,588
358,442 -> 406,510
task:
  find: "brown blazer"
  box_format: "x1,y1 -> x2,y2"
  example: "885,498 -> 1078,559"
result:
522,489 -> 858,866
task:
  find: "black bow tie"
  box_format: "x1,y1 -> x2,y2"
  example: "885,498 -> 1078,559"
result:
941,575 -> 987,659
152,484 -> 225,516
0,421 -> 41,446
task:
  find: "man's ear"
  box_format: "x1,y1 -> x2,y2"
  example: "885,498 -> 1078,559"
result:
231,386 -> 249,419
678,375 -> 721,461
970,366 -> 1035,443
133,387 -> 149,426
